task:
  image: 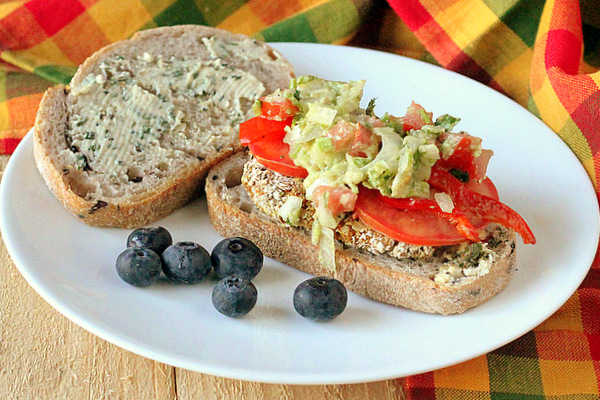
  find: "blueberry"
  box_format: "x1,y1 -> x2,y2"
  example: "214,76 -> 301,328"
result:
293,277 -> 347,321
127,226 -> 172,254
161,242 -> 212,283
211,237 -> 263,280
116,247 -> 162,287
212,276 -> 257,317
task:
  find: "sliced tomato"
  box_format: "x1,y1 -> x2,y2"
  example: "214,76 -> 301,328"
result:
239,116 -> 289,145
403,101 -> 432,130
376,193 -> 480,242
261,98 -> 298,120
253,155 -> 307,178
248,137 -> 308,178
355,187 -> 473,246
313,186 -> 357,216
429,166 -> 536,244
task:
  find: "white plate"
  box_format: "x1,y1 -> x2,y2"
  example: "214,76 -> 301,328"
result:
1,44 -> 598,384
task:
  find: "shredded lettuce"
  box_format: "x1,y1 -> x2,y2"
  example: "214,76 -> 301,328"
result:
435,114 -> 461,131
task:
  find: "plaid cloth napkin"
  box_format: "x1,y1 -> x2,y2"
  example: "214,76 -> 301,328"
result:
1,0 -> 599,397
384,0 -> 600,398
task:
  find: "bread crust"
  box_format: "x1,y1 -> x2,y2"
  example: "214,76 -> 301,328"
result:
33,26 -> 294,228
205,152 -> 517,315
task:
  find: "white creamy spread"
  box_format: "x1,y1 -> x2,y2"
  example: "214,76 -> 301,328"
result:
64,36 -> 266,199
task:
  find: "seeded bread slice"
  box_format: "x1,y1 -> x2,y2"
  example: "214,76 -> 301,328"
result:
33,25 -> 294,227
206,152 -> 518,315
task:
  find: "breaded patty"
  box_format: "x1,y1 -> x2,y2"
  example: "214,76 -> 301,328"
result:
242,156 -> 448,260
240,155 -> 514,285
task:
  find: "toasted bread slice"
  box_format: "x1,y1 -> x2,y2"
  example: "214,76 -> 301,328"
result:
33,25 -> 294,228
206,152 -> 517,315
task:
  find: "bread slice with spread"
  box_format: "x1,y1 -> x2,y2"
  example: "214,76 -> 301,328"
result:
206,75 -> 534,314
206,152 -> 517,315
33,25 -> 294,227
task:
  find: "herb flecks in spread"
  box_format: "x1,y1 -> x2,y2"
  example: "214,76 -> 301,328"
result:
64,36 -> 266,199
239,76 -> 535,271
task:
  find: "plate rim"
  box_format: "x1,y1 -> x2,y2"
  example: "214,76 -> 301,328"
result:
2,42 -> 599,384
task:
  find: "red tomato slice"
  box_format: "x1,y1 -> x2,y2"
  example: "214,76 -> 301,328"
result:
376,193 -> 480,242
253,155 -> 308,178
248,138 -> 308,178
239,116 -> 289,145
355,187 -> 473,246
429,166 -> 536,244
261,98 -> 298,120
403,101 -> 432,130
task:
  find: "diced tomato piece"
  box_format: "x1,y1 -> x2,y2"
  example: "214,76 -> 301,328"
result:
327,121 -> 377,156
376,193 -> 480,242
248,137 -> 308,178
385,114 -> 414,132
438,133 -> 492,182
403,101 -> 433,130
355,187 -> 472,246
367,116 -> 385,128
327,121 -> 355,151
467,176 -> 498,200
260,98 -> 299,120
472,149 -> 493,183
429,166 -> 536,244
239,116 -> 289,145
349,123 -> 375,157
313,185 -> 357,216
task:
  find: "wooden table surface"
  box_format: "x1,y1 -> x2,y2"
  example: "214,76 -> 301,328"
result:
0,155 -> 406,399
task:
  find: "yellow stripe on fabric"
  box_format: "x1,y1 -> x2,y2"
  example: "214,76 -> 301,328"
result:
466,21 -> 530,78
536,293 -> 583,332
0,102 -> 11,133
218,4 -> 267,36
0,71 -> 9,132
88,0 -> 152,42
1,40 -> 74,73
558,118 -> 596,185
298,0 -> 331,9
532,78 -> 570,132
494,48 -> 532,105
590,71 -> 600,88
331,33 -> 356,45
433,355 -> 490,391
535,0 -> 554,38
539,360 -> 599,395
138,0 -> 173,16
0,2 -> 22,19
433,0 -> 498,50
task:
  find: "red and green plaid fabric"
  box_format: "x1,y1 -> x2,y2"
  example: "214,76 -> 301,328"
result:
2,0 -> 600,397
385,0 -> 600,397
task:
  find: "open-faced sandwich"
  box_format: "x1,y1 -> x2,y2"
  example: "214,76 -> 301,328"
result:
206,76 -> 535,315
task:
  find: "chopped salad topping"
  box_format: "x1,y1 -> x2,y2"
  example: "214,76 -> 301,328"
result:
239,75 -> 535,270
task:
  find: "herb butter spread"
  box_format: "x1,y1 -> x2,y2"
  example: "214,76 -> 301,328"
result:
63,36 -> 267,200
